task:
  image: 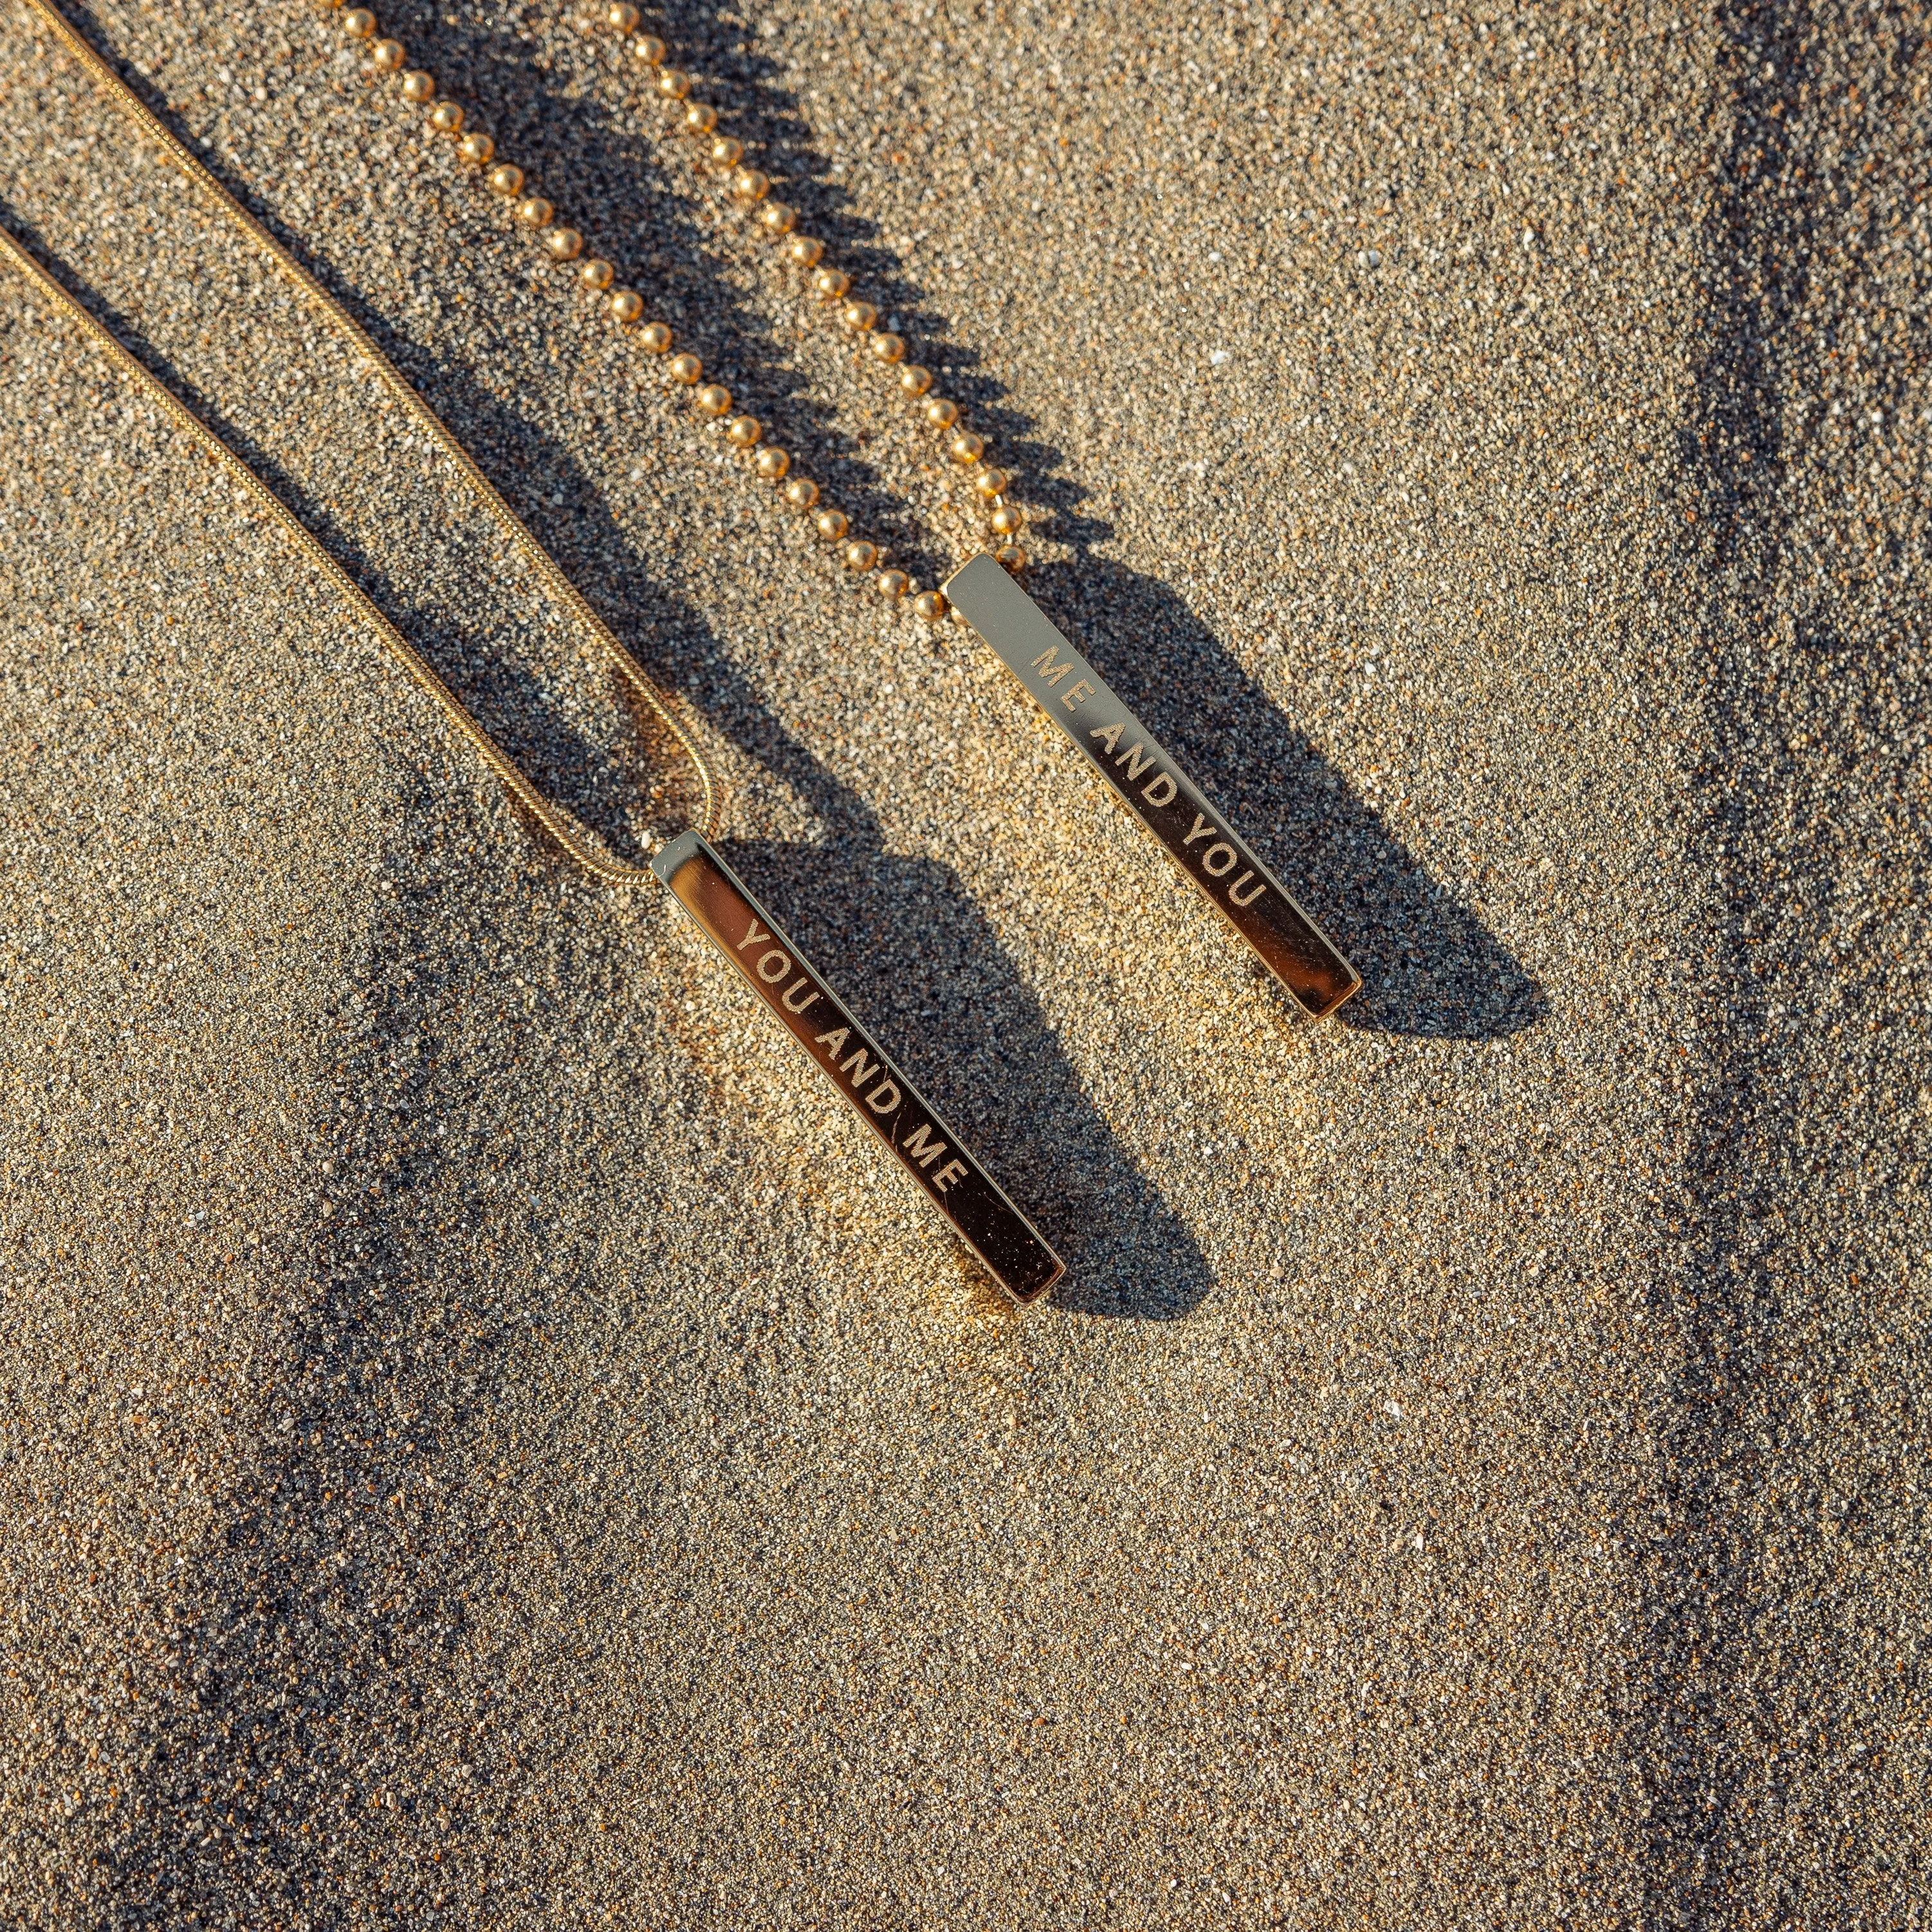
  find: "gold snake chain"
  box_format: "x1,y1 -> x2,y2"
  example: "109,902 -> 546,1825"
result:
8,0 -> 723,880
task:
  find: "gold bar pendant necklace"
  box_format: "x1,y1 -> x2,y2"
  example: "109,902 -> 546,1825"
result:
942,557 -> 1361,1015
12,0 -> 1063,1303
302,0 -> 1363,1022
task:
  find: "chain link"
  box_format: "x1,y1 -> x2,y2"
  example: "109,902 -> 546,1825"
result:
12,0 -> 722,881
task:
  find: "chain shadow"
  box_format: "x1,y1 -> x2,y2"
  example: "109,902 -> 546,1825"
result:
618,3 -> 1541,1039
398,0 -> 944,585
0,200 -> 692,885
23,18 -> 1207,1314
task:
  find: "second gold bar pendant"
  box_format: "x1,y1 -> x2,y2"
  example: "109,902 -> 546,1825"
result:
652,832 -> 1064,1303
944,555 -> 1361,1020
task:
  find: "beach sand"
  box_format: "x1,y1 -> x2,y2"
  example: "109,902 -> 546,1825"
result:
2,0 -> 1926,1922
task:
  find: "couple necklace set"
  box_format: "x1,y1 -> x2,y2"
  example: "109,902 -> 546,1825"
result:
10,0 -> 1361,1303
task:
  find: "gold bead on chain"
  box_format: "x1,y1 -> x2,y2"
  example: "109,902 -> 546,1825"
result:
573,5 -> 1029,570
330,3 -> 1017,623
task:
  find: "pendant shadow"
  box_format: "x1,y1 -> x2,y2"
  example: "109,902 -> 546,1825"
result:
34,14 -> 1215,1321
1022,560 -> 1546,1040
598,2 -> 1543,1042
713,834 -> 1211,1320
391,1 -> 937,575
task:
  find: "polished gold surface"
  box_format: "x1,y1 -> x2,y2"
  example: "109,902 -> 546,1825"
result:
944,555 -> 1361,1019
651,834 -> 1063,1303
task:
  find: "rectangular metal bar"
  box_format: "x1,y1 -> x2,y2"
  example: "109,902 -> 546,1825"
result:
944,554 -> 1361,1019
651,831 -> 1063,1304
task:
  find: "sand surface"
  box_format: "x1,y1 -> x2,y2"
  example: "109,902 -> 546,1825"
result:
2,0 -> 1926,1924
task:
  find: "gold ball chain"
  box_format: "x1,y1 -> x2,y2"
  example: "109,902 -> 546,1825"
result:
318,0 -> 1029,625
564,2 -> 1031,575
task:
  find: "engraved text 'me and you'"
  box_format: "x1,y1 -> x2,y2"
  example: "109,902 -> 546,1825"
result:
651,832 -> 1063,1303
943,555 -> 1361,1018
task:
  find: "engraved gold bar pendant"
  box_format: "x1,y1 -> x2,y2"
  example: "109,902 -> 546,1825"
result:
651,831 -> 1064,1303
944,555 -> 1361,1019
